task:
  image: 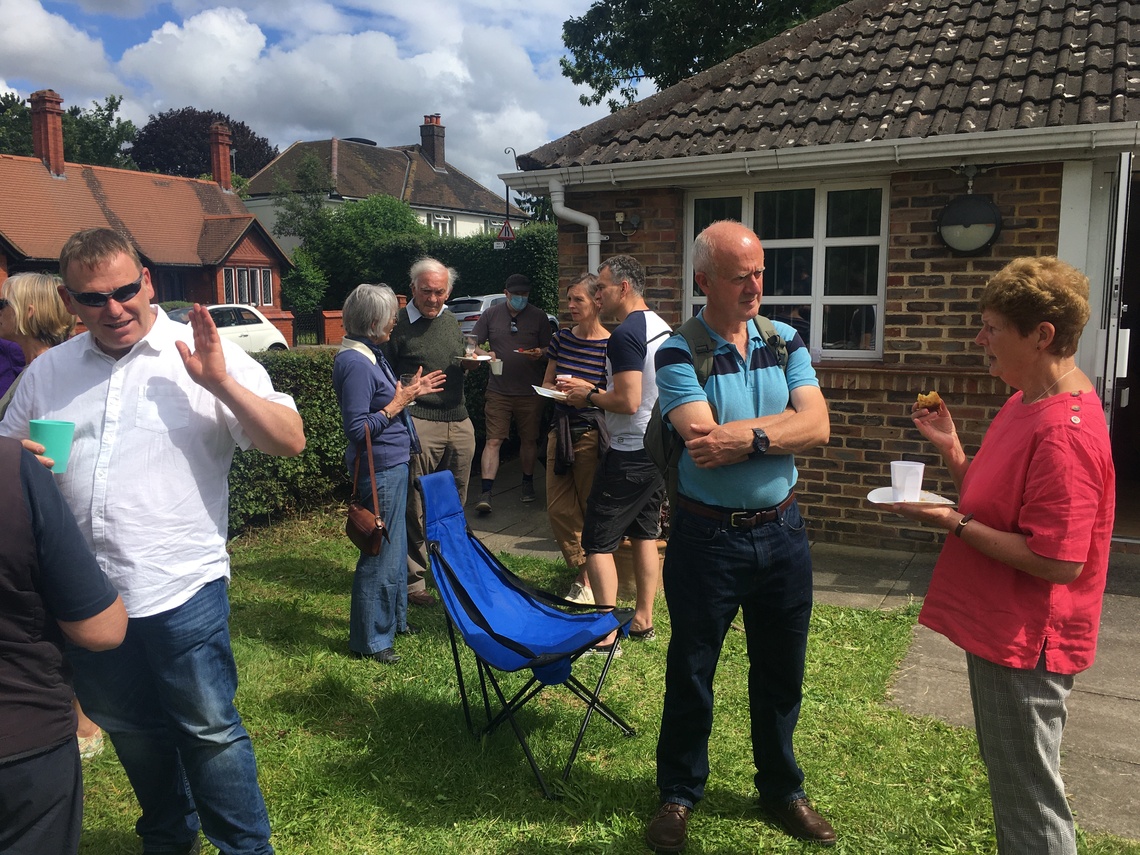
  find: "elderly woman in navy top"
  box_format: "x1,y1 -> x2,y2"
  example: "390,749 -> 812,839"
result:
334,284 -> 445,664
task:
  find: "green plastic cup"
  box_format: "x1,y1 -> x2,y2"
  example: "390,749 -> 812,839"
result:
29,419 -> 76,473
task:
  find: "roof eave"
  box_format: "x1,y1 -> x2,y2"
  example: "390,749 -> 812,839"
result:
504,124 -> 1140,194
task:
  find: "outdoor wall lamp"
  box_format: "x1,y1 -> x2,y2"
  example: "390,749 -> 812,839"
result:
615,211 -> 641,237
937,164 -> 1002,254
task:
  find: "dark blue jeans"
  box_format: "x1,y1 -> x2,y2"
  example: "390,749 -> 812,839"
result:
656,499 -> 813,807
69,578 -> 273,855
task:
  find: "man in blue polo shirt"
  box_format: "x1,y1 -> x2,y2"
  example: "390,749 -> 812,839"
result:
644,221 -> 834,852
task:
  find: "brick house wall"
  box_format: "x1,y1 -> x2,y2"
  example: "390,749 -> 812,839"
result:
556,161 -> 1067,551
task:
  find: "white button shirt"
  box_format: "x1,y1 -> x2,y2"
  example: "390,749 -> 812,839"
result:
0,308 -> 298,617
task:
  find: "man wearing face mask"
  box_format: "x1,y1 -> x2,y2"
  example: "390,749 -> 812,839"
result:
471,274 -> 552,512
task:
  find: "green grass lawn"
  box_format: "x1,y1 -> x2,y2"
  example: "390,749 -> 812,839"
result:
80,510 -> 1140,854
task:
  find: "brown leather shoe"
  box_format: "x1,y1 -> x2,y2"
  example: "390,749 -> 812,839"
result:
761,797 -> 836,846
408,590 -> 437,607
645,802 -> 691,853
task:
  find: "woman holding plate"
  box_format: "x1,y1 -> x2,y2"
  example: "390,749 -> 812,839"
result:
540,273 -> 610,604
889,256 -> 1115,854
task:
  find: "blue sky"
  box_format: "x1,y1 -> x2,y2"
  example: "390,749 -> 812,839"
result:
0,0 -> 619,192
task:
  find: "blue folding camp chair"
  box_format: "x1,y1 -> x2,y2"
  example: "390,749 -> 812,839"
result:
419,470 -> 636,798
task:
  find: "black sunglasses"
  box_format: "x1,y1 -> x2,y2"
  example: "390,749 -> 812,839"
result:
66,274 -> 144,308
0,298 -> 9,311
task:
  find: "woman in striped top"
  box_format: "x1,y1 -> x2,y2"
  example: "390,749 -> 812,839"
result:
541,273 -> 610,604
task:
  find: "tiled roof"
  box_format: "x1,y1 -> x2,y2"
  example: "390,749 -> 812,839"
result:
247,138 -> 525,218
519,0 -> 1137,171
0,153 -> 262,265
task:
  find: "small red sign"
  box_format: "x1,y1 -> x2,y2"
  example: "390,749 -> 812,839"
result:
497,220 -> 516,241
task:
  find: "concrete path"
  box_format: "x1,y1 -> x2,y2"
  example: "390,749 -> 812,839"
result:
464,460 -> 1140,841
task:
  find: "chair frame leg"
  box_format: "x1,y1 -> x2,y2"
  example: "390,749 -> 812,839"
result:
443,630 -> 635,799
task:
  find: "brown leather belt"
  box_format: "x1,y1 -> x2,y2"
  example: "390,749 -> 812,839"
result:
675,493 -> 795,530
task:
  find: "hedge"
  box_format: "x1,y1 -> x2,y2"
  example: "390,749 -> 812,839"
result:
228,347 -> 350,531
317,222 -> 560,318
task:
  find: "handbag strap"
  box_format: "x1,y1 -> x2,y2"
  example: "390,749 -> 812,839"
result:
351,429 -> 381,514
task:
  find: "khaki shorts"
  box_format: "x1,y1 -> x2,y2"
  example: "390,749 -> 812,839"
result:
484,390 -> 546,442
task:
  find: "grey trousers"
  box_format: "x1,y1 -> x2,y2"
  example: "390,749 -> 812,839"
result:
405,416 -> 476,591
966,651 -> 1077,855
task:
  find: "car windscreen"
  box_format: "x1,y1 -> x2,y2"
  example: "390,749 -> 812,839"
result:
447,300 -> 483,313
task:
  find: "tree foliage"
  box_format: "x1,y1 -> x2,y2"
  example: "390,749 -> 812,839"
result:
0,93 -> 136,168
298,195 -> 432,307
132,106 -> 278,177
270,150 -> 333,243
514,192 -> 554,223
561,0 -> 847,111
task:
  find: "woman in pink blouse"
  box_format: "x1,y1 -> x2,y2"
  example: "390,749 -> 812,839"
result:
891,256 -> 1115,855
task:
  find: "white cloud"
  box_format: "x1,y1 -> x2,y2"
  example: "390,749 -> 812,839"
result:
3,1 -> 612,190
0,0 -> 119,94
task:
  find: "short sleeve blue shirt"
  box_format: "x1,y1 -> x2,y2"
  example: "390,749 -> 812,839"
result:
655,313 -> 819,509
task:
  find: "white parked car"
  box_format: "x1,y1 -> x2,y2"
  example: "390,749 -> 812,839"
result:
167,304 -> 289,353
446,294 -> 559,336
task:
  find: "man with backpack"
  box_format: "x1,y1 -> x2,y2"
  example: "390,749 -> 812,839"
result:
562,254 -> 671,653
644,221 -> 834,852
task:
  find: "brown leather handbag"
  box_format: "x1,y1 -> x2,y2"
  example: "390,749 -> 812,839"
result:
346,431 -> 389,556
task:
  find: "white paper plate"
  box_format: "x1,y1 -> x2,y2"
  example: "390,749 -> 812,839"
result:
532,385 -> 568,402
455,353 -> 492,362
867,487 -> 955,506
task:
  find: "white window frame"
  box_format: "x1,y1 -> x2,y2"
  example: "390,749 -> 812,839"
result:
224,267 -> 273,307
431,214 -> 453,236
685,179 -> 888,360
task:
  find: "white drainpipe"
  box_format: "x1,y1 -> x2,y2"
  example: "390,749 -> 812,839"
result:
548,178 -> 602,273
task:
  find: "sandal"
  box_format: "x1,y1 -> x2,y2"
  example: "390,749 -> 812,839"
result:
78,731 -> 105,760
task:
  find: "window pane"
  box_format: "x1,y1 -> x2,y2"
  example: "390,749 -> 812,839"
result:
248,269 -> 260,305
692,197 -> 743,297
237,268 -> 249,304
755,188 -> 815,240
763,247 -> 813,298
823,245 -> 878,296
693,197 -> 742,237
821,304 -> 877,350
762,304 -> 811,344
224,268 -> 235,303
261,269 -> 273,305
826,188 -> 882,237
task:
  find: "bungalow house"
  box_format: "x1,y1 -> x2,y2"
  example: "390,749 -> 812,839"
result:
245,114 -> 527,253
505,0 -> 1139,552
0,90 -> 294,341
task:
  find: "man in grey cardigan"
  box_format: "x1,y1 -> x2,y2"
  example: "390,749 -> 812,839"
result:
385,258 -> 479,605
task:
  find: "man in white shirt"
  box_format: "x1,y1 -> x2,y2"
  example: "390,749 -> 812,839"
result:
0,228 -> 305,855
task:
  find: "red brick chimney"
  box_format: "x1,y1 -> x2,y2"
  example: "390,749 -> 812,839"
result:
30,89 -> 66,177
419,114 -> 445,169
209,121 -> 233,191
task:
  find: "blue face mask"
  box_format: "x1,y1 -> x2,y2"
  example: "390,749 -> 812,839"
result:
508,294 -> 528,312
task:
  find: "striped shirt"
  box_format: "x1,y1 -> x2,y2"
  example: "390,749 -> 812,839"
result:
547,328 -> 608,424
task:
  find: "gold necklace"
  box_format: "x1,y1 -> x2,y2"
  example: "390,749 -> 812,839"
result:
1028,365 -> 1078,404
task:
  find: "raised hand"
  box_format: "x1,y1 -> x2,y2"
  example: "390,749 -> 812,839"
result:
175,305 -> 228,391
